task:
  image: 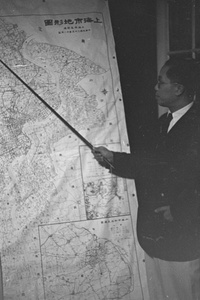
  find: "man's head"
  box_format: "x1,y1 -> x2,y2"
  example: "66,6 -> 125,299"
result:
155,58 -> 200,112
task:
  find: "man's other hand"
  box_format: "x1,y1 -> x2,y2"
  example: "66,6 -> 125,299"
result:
155,205 -> 174,222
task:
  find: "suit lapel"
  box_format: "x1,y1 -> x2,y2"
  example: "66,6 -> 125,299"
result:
156,104 -> 199,153
166,104 -> 197,136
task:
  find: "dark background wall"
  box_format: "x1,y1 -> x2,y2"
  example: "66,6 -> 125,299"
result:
108,0 -> 158,151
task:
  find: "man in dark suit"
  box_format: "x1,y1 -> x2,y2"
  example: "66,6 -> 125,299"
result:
93,58 -> 200,299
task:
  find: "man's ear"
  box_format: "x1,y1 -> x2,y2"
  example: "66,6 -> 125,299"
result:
175,83 -> 185,96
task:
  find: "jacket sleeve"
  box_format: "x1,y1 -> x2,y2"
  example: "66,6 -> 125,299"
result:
163,140 -> 200,227
112,152 -> 138,178
112,151 -> 168,179
112,137 -> 200,227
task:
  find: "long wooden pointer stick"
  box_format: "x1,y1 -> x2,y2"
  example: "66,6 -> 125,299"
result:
0,59 -> 114,169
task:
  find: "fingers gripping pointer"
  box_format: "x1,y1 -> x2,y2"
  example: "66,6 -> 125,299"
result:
92,146 -> 114,168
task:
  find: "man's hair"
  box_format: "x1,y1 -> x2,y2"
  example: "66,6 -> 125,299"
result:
164,57 -> 200,98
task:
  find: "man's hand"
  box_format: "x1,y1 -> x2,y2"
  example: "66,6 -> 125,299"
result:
92,146 -> 114,166
155,205 -> 174,222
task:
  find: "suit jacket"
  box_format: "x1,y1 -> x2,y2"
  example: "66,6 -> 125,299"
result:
112,104 -> 200,261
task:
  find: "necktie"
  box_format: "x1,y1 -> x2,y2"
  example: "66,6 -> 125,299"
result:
161,113 -> 173,135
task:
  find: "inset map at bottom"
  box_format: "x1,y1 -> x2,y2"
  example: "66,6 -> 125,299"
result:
39,216 -> 142,300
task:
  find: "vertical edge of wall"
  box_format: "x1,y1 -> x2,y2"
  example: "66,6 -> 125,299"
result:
157,0 -> 169,116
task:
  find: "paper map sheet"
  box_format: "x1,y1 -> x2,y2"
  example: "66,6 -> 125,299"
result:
0,0 -> 148,299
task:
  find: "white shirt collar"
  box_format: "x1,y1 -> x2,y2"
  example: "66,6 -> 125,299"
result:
170,102 -> 193,118
167,102 -> 193,132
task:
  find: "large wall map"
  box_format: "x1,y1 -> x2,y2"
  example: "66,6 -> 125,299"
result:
0,0 -> 147,299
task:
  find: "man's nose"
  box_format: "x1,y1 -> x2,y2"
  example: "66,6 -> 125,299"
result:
154,83 -> 158,90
